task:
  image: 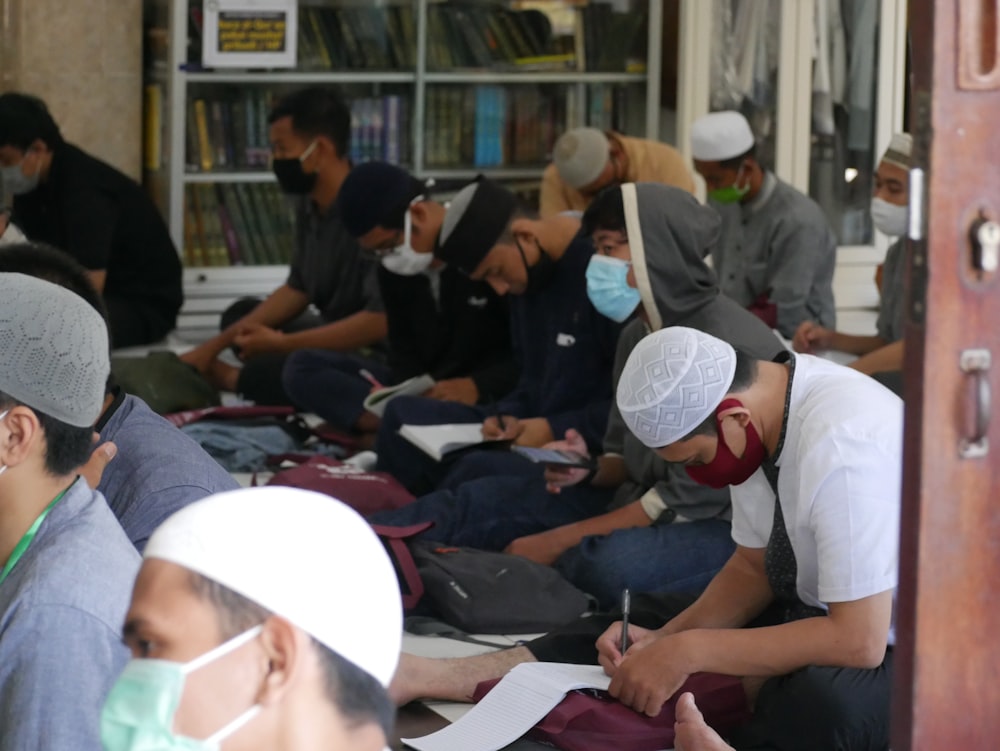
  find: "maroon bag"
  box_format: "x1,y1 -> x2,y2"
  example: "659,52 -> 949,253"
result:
266,455 -> 414,516
472,672 -> 749,751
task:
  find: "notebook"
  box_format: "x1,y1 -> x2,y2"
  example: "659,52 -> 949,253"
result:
362,374 -> 436,417
398,423 -> 510,461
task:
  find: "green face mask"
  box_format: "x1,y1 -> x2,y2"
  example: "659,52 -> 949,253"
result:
101,625 -> 263,751
707,165 -> 751,204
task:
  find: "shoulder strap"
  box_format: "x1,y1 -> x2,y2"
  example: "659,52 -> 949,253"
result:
370,522 -> 435,610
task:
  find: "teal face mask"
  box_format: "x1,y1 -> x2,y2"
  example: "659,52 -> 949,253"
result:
101,625 -> 264,751
707,164 -> 751,204
586,254 -> 641,323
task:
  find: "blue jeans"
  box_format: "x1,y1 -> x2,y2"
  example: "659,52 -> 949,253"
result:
554,520 -> 735,608
368,471 -> 735,608
282,349 -> 392,431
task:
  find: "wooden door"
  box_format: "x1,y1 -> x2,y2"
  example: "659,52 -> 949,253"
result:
893,1 -> 1000,748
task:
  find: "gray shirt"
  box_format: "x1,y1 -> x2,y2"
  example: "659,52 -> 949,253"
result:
287,199 -> 384,320
98,392 -> 240,552
0,478 -> 139,750
875,239 -> 905,343
710,172 -> 838,338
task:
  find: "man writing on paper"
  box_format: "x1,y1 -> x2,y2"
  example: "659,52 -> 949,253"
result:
690,111 -> 837,339
281,162 -> 517,446
540,127 -> 695,217
180,88 -> 387,406
372,178 -> 622,494
102,486 -> 401,751
392,325 -> 900,751
371,184 -> 784,608
793,133 -> 912,394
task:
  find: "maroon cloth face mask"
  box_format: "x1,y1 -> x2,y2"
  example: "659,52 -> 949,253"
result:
685,398 -> 766,489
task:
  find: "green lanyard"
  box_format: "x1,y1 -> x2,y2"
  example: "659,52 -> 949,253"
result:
0,489 -> 68,586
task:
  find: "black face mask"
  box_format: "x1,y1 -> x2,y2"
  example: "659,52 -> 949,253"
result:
516,238 -> 557,295
271,140 -> 318,195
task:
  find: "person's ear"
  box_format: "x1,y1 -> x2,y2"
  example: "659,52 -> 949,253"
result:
716,402 -> 751,428
0,406 -> 42,469
409,201 -> 428,232
254,616 -> 308,707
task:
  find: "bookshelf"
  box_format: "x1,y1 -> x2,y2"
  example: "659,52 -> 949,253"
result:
143,0 -> 663,282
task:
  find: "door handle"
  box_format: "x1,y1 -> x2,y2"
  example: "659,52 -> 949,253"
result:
959,349 -> 992,459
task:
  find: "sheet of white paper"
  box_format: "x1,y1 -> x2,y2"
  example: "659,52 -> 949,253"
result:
401,662 -> 611,751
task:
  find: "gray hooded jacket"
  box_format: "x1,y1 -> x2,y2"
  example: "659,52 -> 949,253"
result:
603,183 -> 786,522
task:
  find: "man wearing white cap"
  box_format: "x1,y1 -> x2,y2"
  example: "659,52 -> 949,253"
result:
793,133 -> 912,393
690,111 -> 837,340
101,486 -> 401,751
0,273 -> 140,750
392,326 -> 901,751
540,127 -> 695,217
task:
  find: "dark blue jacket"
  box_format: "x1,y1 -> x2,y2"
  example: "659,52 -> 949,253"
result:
496,235 -> 622,451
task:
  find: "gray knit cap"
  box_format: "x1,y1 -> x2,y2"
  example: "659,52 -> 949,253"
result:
0,273 -> 109,427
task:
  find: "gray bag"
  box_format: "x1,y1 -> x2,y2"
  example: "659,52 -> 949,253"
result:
409,540 -> 596,634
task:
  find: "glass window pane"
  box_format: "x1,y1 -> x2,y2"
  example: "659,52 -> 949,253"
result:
809,0 -> 881,245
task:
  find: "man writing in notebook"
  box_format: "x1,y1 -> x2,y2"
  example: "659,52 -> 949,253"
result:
180,87 -> 387,406
371,177 -> 622,494
370,184 -> 784,607
281,162 -> 517,447
392,325 -> 901,751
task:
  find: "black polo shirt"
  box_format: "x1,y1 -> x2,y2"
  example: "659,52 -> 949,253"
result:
11,142 -> 182,325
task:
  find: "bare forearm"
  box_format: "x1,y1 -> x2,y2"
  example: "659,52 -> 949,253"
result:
547,501 -> 652,553
283,310 -> 388,352
850,340 -> 904,375
197,285 -> 309,357
663,548 -> 773,634
591,454 -> 629,488
684,612 -> 887,679
830,332 -> 887,357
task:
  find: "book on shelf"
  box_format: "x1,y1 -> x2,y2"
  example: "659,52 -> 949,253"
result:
397,423 -> 511,463
184,182 -> 294,268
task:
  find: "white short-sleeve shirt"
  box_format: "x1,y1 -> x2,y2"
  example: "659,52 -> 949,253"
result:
731,354 -> 903,642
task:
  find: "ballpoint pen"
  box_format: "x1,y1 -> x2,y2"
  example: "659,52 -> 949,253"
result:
620,588 -> 631,654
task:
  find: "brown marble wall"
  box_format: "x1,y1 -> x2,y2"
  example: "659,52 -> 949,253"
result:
0,0 -> 142,179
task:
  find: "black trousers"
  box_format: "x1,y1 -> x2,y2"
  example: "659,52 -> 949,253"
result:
527,593 -> 893,751
220,297 -> 324,406
105,296 -> 175,349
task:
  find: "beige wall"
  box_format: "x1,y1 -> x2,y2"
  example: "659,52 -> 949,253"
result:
0,0 -> 143,179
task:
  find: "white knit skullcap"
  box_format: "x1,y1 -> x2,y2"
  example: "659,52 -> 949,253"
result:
144,487 -> 402,688
617,326 -> 737,448
690,111 -> 755,162
0,272 -> 108,427
881,132 -> 912,170
553,128 -> 611,189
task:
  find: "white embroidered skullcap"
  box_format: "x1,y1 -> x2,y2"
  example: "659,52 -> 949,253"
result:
617,326 -> 737,448
881,133 -> 912,170
145,486 -> 402,688
553,127 -> 611,189
690,111 -> 755,161
0,272 -> 108,427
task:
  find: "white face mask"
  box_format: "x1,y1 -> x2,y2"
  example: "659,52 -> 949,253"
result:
381,206 -> 434,276
871,197 -> 908,237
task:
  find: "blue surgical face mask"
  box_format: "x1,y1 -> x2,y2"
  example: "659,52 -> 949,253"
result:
586,254 -> 641,322
0,152 -> 42,196
101,625 -> 264,751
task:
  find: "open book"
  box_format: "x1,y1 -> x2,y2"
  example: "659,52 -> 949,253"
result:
362,374 -> 436,417
401,662 -> 612,751
398,423 -> 510,462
